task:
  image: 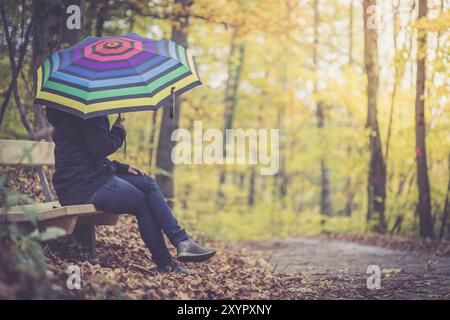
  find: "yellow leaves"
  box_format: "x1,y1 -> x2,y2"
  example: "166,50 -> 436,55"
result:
193,0 -> 305,39
413,11 -> 450,33
382,268 -> 402,278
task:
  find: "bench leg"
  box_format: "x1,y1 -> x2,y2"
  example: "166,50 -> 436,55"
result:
73,224 -> 96,256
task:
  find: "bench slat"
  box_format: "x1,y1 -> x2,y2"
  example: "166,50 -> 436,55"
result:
0,201 -> 121,235
0,202 -> 101,222
5,201 -> 61,214
0,139 -> 55,166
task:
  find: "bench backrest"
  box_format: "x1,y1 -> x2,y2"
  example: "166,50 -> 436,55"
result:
0,139 -> 55,166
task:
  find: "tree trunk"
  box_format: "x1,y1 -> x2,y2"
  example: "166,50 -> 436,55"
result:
363,0 -> 387,232
343,0 -> 355,216
439,153 -> 450,239
217,33 -> 238,194
320,159 -> 332,214
148,110 -> 158,172
415,0 -> 434,238
95,0 -> 108,37
0,0 -> 34,127
155,0 -> 193,208
216,33 -> 245,208
31,0 -> 64,138
314,0 -> 333,215
348,0 -> 353,65
343,177 -> 355,216
385,2 -> 400,163
247,166 -> 256,207
0,1 -> 34,132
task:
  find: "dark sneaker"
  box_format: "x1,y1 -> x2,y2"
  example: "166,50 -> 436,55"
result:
176,239 -> 216,263
156,260 -> 197,275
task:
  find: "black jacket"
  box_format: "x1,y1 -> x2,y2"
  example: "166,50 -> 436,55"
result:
46,108 -> 129,205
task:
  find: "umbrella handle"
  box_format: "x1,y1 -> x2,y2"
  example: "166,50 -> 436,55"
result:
170,87 -> 175,119
117,113 -> 127,158
123,137 -> 127,159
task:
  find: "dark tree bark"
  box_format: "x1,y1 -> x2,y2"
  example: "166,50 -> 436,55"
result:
31,0 -> 84,139
148,110 -> 158,171
247,166 -> 256,207
439,153 -> 450,239
217,33 -> 238,196
278,157 -> 288,202
313,0 -> 333,215
94,0 -> 108,37
31,0 -> 63,138
343,179 -> 355,216
342,0 -> 355,216
155,0 -> 193,208
222,34 -> 245,159
0,0 -> 34,128
415,0 -> 434,238
276,77 -> 288,207
247,92 -> 267,208
363,0 -> 387,232
385,2 -> 400,163
216,32 -> 245,208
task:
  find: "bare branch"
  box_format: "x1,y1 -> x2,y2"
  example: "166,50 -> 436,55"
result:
0,1 -> 34,127
0,2 -> 35,137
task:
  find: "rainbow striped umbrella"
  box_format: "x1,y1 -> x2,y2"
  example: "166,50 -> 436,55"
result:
34,33 -> 201,119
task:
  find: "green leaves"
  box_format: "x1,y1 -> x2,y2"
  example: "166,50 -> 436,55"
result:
0,180 -> 64,278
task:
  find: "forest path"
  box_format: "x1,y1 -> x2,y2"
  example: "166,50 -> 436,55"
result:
246,237 -> 450,299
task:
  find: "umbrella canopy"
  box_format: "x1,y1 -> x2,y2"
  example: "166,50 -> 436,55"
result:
34,33 -> 201,119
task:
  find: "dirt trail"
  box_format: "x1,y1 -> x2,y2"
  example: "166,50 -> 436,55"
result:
248,237 -> 450,299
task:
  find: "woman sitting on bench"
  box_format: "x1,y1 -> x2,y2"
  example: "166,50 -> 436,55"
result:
46,107 -> 215,274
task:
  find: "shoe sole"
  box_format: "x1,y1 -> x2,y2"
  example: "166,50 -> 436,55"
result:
177,251 -> 216,263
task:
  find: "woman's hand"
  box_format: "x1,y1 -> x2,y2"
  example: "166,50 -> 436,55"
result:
128,165 -> 146,176
113,115 -> 126,130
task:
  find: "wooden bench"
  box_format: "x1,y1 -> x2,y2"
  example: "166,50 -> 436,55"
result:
0,139 -> 120,252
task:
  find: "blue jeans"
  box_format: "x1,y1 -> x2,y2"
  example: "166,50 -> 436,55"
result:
87,174 -> 189,267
